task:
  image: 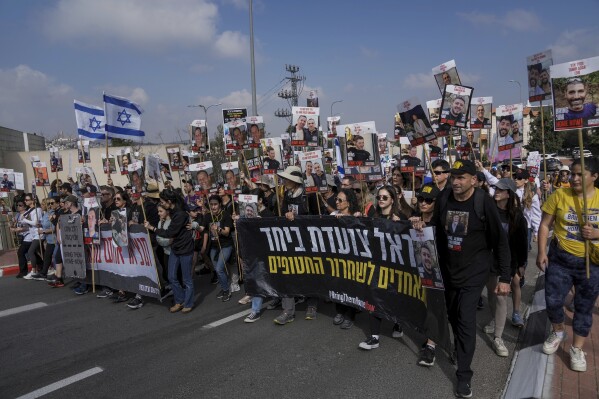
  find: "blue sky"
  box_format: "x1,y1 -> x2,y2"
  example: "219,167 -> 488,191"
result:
1,0 -> 598,143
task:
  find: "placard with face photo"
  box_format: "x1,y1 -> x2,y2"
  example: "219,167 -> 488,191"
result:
432,59 -> 462,94
77,140 -> 91,163
146,154 -> 161,182
238,194 -> 258,218
495,104 -> 524,152
165,146 -> 182,171
245,156 -> 262,180
377,133 -> 388,156
327,116 -> 340,138
32,162 -> 49,186
118,148 -> 133,175
527,49 -> 553,103
246,116 -> 265,148
226,120 -> 247,151
160,159 -> 173,181
76,166 -> 99,191
280,133 -> 292,165
0,168 -> 15,191
459,130 -> 480,151
111,209 -> 128,247
127,161 -> 145,197
339,121 -> 377,167
307,90 -> 319,107
221,162 -> 240,194
439,85 -> 473,129
469,97 -> 492,129
291,106 -> 320,147
551,55 -> 599,131
410,227 -> 444,290
222,108 -> 248,124
83,197 -> 100,244
397,97 -> 435,146
260,138 -> 283,174
102,154 -> 117,174
298,150 -> 328,193
181,150 -> 196,172
189,161 -> 214,193
190,119 -> 208,153
49,148 -> 63,172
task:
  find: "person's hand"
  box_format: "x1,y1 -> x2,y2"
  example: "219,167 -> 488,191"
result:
210,223 -> 219,235
581,223 -> 598,240
536,252 -> 548,272
68,176 -> 74,183
240,172 -> 246,180
143,221 -> 151,230
533,234 -> 538,242
186,222 -> 192,230
128,220 -> 137,226
495,282 -> 511,296
409,216 -> 425,231
285,211 -> 295,221
475,160 -> 483,171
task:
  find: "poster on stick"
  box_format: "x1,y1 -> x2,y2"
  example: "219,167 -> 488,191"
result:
527,49 -> 553,103
397,97 -> 435,146
439,84 -> 473,129
432,59 -> 461,93
59,213 -> 86,278
469,97 -> 492,129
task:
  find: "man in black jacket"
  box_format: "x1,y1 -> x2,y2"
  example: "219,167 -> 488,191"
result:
432,160 -> 511,398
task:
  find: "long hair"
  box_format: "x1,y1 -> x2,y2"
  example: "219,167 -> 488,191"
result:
522,181 -> 535,209
394,185 -> 413,218
374,185 -> 400,219
338,188 -> 360,214
159,189 -> 185,211
572,156 -> 599,188
502,189 -> 522,236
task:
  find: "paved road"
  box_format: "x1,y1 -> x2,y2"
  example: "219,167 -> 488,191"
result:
0,248 -> 541,399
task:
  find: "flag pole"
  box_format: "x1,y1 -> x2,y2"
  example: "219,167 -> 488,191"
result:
577,128 -> 590,279
540,100 -> 548,201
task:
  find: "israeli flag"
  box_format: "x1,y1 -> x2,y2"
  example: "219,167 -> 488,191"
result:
334,137 -> 345,178
74,100 -> 106,141
103,93 -> 145,141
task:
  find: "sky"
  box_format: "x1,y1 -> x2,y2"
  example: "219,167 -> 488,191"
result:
1,0 -> 599,144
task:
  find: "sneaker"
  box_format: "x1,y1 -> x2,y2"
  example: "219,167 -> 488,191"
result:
274,312 -> 295,325
74,286 -> 88,295
16,273 -> 25,279
493,337 -> 509,357
216,289 -> 225,299
484,320 -> 495,334
221,291 -> 232,302
23,271 -> 35,280
392,324 -> 404,338
170,304 -> 184,313
230,283 -> 241,293
46,274 -> 57,282
305,306 -> 317,320
31,273 -> 46,281
359,336 -> 380,350
244,312 -> 261,323
455,381 -> 472,398
72,281 -> 81,290
113,292 -> 127,303
333,313 -> 344,325
47,267 -> 56,276
569,346 -> 587,372
542,330 -> 567,355
127,295 -> 144,309
238,295 -> 252,305
477,297 -> 484,310
340,319 -> 353,329
512,312 -> 524,328
181,307 -> 193,314
418,344 -> 436,367
49,280 -> 64,288
97,288 -> 113,298
266,298 -> 281,310
210,273 -> 218,285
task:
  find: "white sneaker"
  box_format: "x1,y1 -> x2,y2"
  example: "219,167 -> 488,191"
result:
230,283 -> 240,293
484,320 -> 495,334
23,271 -> 35,280
238,295 -> 251,305
569,346 -> 587,372
47,267 -> 56,276
493,337 -> 509,357
543,330 -> 567,355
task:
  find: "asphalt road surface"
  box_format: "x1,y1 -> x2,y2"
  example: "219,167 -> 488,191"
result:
0,248 -> 540,399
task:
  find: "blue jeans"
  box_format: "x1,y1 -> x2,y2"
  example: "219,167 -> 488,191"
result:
251,296 -> 263,313
168,252 -> 194,308
545,241 -> 599,337
210,246 -> 233,292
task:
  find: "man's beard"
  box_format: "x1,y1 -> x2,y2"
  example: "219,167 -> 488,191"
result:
500,128 -> 509,137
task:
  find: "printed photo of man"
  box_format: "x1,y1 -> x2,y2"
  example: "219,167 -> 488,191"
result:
563,77 -> 598,120
442,96 -> 467,126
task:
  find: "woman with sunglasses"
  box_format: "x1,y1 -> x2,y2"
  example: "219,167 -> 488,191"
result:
18,194 -> 44,279
145,189 -> 196,313
331,188 -> 362,329
483,179 -> 527,358
10,200 -> 30,278
537,157 -> 599,372
32,198 -> 59,280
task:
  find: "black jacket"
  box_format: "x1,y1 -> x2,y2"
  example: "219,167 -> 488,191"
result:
155,208 -> 194,256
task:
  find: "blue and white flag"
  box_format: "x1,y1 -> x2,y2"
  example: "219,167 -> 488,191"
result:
74,100 -> 106,141
103,93 -> 145,141
334,137 -> 345,178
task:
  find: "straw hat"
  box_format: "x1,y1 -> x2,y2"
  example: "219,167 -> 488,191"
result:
277,166 -> 304,184
259,175 -> 275,189
144,181 -> 160,199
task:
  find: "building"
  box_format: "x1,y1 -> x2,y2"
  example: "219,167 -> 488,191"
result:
0,125 -> 46,167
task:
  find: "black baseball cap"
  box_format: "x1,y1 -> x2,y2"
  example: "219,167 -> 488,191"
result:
418,184 -> 440,200
450,160 -> 476,176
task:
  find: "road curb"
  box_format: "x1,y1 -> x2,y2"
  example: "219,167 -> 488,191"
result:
0,265 -> 27,278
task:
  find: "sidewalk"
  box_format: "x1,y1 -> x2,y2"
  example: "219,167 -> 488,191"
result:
503,272 -> 599,399
0,249 -> 20,277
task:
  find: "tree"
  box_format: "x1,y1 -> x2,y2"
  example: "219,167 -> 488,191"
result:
525,107 -> 564,154
110,138 -> 135,147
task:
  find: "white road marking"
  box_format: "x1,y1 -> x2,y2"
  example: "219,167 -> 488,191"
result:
202,308 -> 253,329
15,367 -> 104,399
0,302 -> 47,318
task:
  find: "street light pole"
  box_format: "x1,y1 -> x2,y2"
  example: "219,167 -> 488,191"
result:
188,103 -> 222,139
249,0 -> 257,116
330,99 -> 343,120
508,80 -> 522,104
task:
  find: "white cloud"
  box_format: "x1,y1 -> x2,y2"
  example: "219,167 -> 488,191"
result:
550,28 -> 599,62
403,73 -> 436,89
457,9 -> 542,32
100,85 -> 149,106
0,65 -> 75,134
41,0 -> 253,60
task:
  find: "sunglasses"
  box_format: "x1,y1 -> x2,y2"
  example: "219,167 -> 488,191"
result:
353,188 -> 362,193
47,202 -> 56,205
433,170 -> 450,175
417,197 -> 435,204
376,195 -> 390,201
115,197 -> 123,201
335,198 -> 346,203
17,204 -> 24,207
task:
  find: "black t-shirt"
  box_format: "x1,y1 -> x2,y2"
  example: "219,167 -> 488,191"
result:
258,207 -> 274,218
203,211 -> 234,247
263,158 -> 280,171
349,149 -> 371,162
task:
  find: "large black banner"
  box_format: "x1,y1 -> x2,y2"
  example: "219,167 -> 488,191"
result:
237,216 -> 450,350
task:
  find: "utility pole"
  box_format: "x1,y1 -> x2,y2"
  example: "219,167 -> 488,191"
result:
275,64 -> 305,125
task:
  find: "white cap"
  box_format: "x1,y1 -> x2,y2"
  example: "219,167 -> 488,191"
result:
559,165 -> 570,172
